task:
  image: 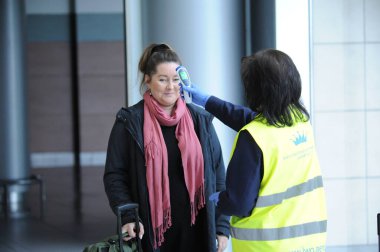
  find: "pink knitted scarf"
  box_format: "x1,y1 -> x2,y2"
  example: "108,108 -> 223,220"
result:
143,91 -> 205,249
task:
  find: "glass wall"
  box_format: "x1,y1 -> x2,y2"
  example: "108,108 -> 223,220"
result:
26,0 -> 125,168
312,0 -> 380,250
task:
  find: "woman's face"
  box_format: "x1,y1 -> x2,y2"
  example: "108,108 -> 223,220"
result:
146,62 -> 181,111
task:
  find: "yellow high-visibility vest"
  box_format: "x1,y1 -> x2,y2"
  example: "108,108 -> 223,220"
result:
230,118 -> 327,252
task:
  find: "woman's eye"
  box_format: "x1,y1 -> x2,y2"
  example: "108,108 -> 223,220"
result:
159,78 -> 168,82
173,78 -> 180,83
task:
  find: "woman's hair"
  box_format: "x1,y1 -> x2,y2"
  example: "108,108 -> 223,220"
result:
241,49 -> 309,127
138,43 -> 182,93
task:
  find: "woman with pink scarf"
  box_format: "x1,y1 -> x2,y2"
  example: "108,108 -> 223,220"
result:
104,43 -> 230,252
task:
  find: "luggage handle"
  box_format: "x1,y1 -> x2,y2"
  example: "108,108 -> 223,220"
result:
117,203 -> 141,252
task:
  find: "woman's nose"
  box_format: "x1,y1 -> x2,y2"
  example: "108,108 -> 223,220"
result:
166,80 -> 176,89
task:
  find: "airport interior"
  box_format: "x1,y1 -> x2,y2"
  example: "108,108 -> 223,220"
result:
0,0 -> 379,251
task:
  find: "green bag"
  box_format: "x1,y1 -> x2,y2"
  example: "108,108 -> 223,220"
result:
83,203 -> 142,252
83,233 -> 138,252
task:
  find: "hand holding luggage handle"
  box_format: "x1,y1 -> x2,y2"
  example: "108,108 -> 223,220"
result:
117,203 -> 142,252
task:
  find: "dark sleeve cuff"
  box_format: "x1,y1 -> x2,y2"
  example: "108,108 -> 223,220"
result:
217,232 -> 229,239
215,213 -> 231,238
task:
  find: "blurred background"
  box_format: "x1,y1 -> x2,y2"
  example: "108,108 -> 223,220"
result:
0,0 -> 379,251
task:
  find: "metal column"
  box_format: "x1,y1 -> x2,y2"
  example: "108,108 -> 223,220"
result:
0,0 -> 30,218
250,0 -> 276,54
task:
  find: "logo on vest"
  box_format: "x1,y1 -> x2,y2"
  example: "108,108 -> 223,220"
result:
292,132 -> 307,145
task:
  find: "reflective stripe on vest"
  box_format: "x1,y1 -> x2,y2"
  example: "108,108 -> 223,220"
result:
255,175 -> 323,208
231,220 -> 327,241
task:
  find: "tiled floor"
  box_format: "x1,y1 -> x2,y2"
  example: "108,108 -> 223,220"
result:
2,167 -> 379,252
0,167 -> 115,252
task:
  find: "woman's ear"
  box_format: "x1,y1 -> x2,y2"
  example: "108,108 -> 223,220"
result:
144,74 -> 151,88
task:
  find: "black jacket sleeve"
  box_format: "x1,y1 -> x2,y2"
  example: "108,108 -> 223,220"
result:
209,121 -> 226,194
103,118 -> 135,222
205,96 -> 256,132
208,119 -> 231,237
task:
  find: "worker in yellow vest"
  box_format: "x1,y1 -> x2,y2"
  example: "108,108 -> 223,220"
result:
181,49 -> 327,251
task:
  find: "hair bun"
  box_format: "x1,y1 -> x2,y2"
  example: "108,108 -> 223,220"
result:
151,43 -> 171,54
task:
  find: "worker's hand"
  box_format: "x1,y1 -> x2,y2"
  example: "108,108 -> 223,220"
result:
180,83 -> 210,107
216,234 -> 229,252
209,191 -> 220,206
121,222 -> 144,241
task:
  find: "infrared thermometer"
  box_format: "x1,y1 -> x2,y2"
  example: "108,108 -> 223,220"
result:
176,65 -> 192,103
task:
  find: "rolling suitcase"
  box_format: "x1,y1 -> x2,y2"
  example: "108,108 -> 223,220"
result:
83,203 -> 142,252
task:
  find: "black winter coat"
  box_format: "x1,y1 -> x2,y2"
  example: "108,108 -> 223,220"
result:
104,100 -> 230,252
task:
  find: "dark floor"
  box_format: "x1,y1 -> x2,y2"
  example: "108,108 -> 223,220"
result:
0,167 -> 116,252
1,168 -> 379,252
